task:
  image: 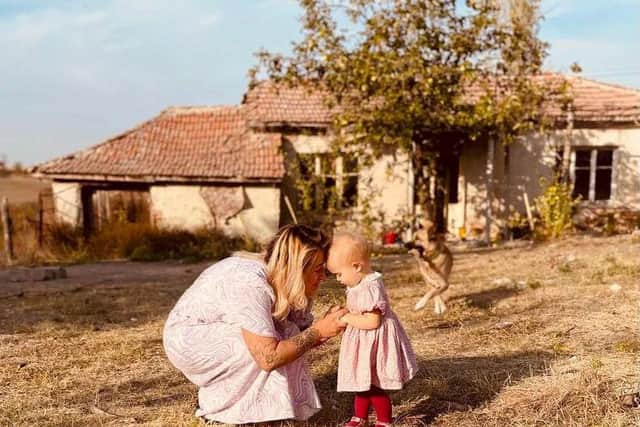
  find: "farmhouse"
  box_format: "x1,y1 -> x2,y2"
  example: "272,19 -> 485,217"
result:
32,74 -> 640,242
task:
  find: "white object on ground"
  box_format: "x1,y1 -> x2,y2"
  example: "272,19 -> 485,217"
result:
609,283 -> 622,293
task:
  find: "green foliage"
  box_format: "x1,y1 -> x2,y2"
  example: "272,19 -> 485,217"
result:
253,0 -> 568,220
535,177 -> 578,239
286,150 -> 385,238
287,152 -> 344,228
127,228 -> 244,262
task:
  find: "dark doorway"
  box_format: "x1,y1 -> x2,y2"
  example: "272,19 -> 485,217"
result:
434,153 -> 460,233
80,184 -> 151,237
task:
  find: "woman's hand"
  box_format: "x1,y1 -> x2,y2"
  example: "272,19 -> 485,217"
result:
243,308 -> 348,371
314,308 -> 349,340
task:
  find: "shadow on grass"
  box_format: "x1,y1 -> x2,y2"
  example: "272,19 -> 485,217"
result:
62,372 -> 195,424
0,283 -> 186,334
451,285 -> 523,310
311,350 -> 553,426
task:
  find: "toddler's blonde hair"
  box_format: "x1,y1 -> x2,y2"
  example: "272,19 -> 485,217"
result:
333,230 -> 371,263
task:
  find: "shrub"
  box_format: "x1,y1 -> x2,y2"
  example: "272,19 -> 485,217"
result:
2,209 -> 259,265
126,227 -> 252,262
535,177 -> 579,239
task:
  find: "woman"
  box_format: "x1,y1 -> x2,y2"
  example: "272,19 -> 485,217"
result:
163,224 -> 347,424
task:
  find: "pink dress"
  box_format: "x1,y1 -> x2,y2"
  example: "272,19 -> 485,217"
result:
337,272 -> 418,392
163,257 -> 321,424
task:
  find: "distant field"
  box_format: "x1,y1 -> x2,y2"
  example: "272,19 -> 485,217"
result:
0,174 -> 50,204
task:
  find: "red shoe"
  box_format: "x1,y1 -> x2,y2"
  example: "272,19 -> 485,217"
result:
343,416 -> 367,427
373,423 -> 393,427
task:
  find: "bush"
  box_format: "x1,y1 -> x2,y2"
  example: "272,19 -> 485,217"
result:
126,227 -> 253,262
535,177 -> 579,239
87,224 -> 258,263
2,211 -> 259,265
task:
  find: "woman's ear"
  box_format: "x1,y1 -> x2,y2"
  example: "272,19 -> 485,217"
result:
353,262 -> 363,273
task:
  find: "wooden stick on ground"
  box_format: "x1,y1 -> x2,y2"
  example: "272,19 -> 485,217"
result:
523,191 -> 535,232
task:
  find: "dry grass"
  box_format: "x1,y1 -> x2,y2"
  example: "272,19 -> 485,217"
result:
1,235 -> 639,426
0,214 -> 256,267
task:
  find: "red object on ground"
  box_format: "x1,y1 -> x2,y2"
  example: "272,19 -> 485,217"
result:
382,230 -> 397,245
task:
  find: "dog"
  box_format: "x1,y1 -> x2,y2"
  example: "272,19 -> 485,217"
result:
407,218 -> 453,314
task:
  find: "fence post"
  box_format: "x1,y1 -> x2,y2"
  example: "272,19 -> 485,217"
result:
38,191 -> 44,247
1,197 -> 14,265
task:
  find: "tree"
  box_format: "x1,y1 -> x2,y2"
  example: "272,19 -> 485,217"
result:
252,0 -> 565,229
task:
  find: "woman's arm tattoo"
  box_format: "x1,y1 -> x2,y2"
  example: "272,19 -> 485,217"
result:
291,327 -> 320,354
247,327 -> 320,371
255,345 -> 281,369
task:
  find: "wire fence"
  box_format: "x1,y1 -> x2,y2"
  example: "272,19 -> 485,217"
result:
0,188 -> 60,265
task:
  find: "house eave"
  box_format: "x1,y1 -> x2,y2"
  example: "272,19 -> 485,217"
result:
249,120 -> 330,130
31,172 -> 283,185
559,118 -> 640,129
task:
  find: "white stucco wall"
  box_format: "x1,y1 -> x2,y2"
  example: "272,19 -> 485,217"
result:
288,134 -> 331,153
51,182 -> 81,226
150,184 -> 280,243
504,133 -> 557,215
150,185 -> 215,230
225,186 -> 281,243
359,153 -> 411,226
506,127 -> 640,210
450,126 -> 640,238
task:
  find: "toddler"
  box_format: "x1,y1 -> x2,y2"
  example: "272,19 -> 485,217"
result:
327,232 -> 418,427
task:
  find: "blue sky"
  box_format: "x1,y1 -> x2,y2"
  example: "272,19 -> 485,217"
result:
1,0 -> 639,166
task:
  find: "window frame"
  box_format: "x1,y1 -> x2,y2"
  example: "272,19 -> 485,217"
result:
568,146 -> 617,203
300,152 -> 359,210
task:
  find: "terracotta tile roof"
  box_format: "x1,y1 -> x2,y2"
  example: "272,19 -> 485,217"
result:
243,81 -> 336,128
561,75 -> 640,123
243,74 -> 640,127
33,106 -> 285,182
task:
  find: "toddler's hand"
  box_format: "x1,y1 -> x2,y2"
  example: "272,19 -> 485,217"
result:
336,315 -> 348,327
315,308 -> 349,339
323,304 -> 343,318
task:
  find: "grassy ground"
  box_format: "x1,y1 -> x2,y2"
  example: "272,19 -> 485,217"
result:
1,235 -> 639,426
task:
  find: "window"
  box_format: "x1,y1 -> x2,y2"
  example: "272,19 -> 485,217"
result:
568,147 -> 615,202
446,155 -> 459,204
341,154 -> 359,208
297,153 -> 358,210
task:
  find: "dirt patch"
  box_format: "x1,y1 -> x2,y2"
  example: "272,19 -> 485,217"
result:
0,175 -> 49,204
1,235 -> 639,426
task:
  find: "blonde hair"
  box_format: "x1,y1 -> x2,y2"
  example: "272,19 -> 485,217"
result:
333,230 -> 371,263
264,224 -> 330,321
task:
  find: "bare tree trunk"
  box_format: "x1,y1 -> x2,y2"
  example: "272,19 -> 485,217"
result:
503,143 -> 511,240
560,108 -> 574,183
38,191 -> 44,248
485,137 -> 495,244
413,134 -> 440,227
413,142 -> 428,219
